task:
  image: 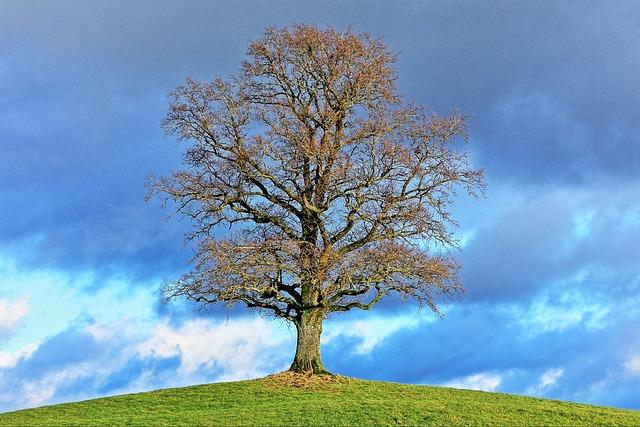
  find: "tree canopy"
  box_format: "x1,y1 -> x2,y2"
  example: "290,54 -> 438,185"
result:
150,25 -> 484,373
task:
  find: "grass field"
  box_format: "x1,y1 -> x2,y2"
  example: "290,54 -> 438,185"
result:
1,373 -> 639,426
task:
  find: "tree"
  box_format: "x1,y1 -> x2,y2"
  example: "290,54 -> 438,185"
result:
149,25 -> 485,374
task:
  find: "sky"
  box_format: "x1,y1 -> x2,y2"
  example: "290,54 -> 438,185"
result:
1,0 -> 640,412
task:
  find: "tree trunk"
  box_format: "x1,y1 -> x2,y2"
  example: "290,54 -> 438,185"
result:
289,308 -> 330,374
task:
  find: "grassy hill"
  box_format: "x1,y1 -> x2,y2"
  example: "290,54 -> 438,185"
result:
1,373 -> 639,426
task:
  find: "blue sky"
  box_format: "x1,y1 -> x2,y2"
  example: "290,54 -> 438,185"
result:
1,0 -> 640,412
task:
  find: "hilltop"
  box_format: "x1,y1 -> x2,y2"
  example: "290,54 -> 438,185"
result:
2,373 -> 639,426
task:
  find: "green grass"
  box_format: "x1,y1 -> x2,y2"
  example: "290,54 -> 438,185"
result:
1,375 -> 639,426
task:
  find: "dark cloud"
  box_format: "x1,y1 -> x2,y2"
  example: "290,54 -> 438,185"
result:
154,297 -> 258,326
14,329 -> 102,379
460,189 -> 569,301
0,53 -> 188,279
456,184 -> 640,302
0,316 -> 291,412
96,355 -> 182,395
2,1 -> 638,276
0,323 -> 185,411
324,299 -> 640,409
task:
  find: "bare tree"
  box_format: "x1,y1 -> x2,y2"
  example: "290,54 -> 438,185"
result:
149,25 -> 484,374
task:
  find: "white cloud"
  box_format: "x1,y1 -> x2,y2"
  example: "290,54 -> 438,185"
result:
324,313 -> 433,355
539,368 -> 564,388
0,253 -> 159,356
0,342 -> 39,369
137,317 -> 289,381
84,318 -> 139,341
515,287 -> 610,338
443,372 -> 502,392
624,355 -> 640,376
526,368 -> 564,395
0,315 -> 292,412
1,363 -> 95,409
0,297 -> 28,336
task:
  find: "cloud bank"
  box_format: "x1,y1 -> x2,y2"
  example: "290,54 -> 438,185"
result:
1,0 -> 639,412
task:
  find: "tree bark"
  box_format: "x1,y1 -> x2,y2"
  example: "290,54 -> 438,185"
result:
289,308 -> 330,374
